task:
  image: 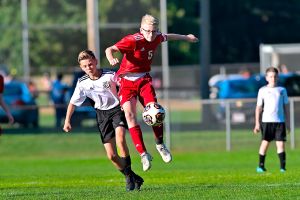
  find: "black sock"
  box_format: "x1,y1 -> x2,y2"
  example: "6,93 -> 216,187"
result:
119,166 -> 131,176
124,156 -> 131,167
120,156 -> 134,176
259,154 -> 266,169
278,152 -> 286,170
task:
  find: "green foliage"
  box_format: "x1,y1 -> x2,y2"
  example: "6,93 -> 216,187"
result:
30,29 -> 86,68
28,0 -> 87,69
211,0 -> 300,63
167,0 -> 200,65
28,0 -> 86,24
2,0 -> 300,75
0,0 -> 22,75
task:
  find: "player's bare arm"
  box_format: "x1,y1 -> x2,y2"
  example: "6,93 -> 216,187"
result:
63,103 -> 76,133
253,105 -> 262,134
166,34 -> 199,42
105,45 -> 120,66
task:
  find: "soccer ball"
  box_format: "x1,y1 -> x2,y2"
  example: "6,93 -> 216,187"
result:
142,102 -> 165,126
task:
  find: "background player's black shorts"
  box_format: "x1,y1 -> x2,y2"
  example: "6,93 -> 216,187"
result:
95,105 -> 128,144
261,122 -> 286,142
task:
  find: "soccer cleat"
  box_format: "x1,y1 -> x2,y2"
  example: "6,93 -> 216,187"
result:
125,174 -> 135,191
256,166 -> 267,173
156,143 -> 172,163
280,168 -> 286,173
141,152 -> 153,171
133,173 -> 144,190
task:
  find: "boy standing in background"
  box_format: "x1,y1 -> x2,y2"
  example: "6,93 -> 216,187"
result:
253,67 -> 289,173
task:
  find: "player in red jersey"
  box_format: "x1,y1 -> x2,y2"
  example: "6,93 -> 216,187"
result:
105,14 -> 198,171
0,74 -> 14,135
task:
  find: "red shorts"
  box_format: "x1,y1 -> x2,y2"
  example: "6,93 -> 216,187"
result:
118,73 -> 157,106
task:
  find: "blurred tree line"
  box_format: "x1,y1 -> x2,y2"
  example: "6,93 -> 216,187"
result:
1,0 -> 300,76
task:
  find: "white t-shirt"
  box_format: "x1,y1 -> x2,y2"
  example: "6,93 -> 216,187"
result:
256,86 -> 289,122
70,69 -> 120,110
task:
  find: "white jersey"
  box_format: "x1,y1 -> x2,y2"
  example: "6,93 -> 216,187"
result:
257,86 -> 288,122
70,69 -> 120,110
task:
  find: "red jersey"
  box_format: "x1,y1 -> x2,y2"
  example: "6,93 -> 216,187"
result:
0,75 -> 4,93
115,32 -> 167,76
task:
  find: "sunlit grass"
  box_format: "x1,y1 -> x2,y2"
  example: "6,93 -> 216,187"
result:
1,133 -> 300,199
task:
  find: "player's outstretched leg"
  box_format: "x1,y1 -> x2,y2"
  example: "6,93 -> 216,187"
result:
156,143 -> 172,163
141,152 -> 153,171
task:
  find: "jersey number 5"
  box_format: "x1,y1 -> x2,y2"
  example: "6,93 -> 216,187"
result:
148,50 -> 153,60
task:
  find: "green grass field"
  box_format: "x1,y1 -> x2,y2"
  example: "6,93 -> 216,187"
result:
1,131 -> 300,200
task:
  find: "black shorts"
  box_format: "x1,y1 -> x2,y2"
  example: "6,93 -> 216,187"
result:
261,122 -> 286,142
95,105 -> 128,144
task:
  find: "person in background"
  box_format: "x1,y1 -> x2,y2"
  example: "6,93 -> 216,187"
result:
239,66 -> 252,79
42,72 -> 52,104
253,67 -> 289,173
28,80 -> 39,99
0,74 -> 14,135
51,73 -> 69,128
278,64 -> 289,74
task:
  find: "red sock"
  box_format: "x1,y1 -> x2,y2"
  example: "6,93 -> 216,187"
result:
152,123 -> 164,144
129,125 -> 146,155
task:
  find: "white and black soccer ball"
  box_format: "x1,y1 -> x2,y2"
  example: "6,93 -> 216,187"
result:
142,102 -> 165,126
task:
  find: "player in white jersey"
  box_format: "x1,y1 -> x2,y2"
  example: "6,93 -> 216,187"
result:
253,67 -> 289,173
63,50 -> 143,191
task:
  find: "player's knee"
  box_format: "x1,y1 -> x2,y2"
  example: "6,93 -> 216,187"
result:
125,112 -> 136,122
107,153 -> 118,162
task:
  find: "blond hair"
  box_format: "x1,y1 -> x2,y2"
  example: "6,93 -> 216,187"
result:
141,14 -> 159,26
78,50 -> 96,63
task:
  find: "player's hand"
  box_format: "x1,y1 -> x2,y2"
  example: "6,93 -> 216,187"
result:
253,125 -> 260,134
63,123 -> 72,133
186,34 -> 199,43
109,58 -> 119,66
